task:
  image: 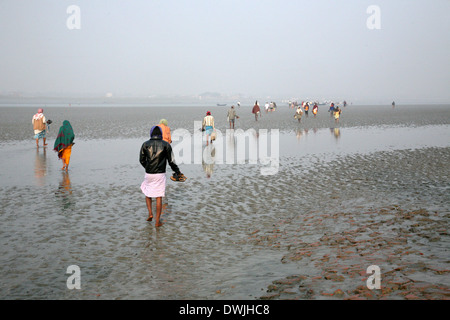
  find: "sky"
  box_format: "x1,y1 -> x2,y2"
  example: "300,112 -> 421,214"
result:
0,0 -> 449,103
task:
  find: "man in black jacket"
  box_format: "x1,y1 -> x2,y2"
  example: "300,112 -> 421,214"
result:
139,126 -> 185,227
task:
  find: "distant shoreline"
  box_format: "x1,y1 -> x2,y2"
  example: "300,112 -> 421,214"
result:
1,102 -> 450,108
1,96 -> 449,107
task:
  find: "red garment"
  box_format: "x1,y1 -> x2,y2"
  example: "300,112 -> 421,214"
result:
252,104 -> 260,114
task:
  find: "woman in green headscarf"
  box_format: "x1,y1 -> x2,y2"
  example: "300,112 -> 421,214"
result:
53,120 -> 75,171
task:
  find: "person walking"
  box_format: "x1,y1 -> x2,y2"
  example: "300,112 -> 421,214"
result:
329,103 -> 335,117
334,106 -> 342,124
139,126 -> 185,227
303,102 -> 309,117
202,111 -> 215,145
32,108 -> 48,147
252,101 -> 261,121
227,105 -> 239,129
312,103 -> 318,117
158,119 -> 172,144
53,120 -> 75,171
294,105 -> 303,123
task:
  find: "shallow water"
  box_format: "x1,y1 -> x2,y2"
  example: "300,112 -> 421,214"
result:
1,104 -> 449,142
0,105 -> 449,299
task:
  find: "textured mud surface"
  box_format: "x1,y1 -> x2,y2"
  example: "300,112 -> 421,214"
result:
0,105 -> 448,299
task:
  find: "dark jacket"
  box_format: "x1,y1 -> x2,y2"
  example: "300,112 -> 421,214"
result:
139,136 -> 180,175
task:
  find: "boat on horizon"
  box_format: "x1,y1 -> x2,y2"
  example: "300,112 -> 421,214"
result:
217,103 -> 227,106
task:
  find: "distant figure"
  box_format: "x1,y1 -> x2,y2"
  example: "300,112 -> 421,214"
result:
32,108 -> 48,147
392,101 -> 395,108
334,106 -> 342,123
53,120 -> 75,171
237,101 -> 241,107
139,126 -> 184,227
252,101 -> 261,121
343,101 -> 347,107
158,119 -> 172,144
202,111 -> 215,145
270,102 -> 275,111
329,103 -> 335,116
304,102 -> 309,117
294,106 -> 303,123
312,104 -> 318,117
265,102 -> 270,113
227,105 -> 239,129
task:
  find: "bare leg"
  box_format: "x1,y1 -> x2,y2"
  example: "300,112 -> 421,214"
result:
43,138 -> 47,146
145,197 -> 153,221
62,156 -> 69,171
36,139 -> 39,147
155,197 -> 163,227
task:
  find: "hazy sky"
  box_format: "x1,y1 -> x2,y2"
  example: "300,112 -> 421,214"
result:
0,0 -> 449,102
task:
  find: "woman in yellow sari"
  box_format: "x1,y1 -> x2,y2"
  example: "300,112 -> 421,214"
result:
53,120 -> 75,171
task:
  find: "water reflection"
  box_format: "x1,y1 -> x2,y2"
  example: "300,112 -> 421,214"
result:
202,145 -> 215,178
295,129 -> 303,141
331,127 -> 341,141
34,148 -> 47,186
226,130 -> 235,164
195,128 -> 273,176
295,128 -> 311,142
56,171 -> 74,210
227,128 -> 259,165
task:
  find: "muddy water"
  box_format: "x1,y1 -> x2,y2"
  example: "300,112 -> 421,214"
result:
0,105 -> 449,299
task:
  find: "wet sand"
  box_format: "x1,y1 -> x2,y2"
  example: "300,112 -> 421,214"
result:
0,104 -> 449,299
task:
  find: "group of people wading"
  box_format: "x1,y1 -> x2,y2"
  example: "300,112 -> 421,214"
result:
294,101 -> 342,123
32,108 -> 74,171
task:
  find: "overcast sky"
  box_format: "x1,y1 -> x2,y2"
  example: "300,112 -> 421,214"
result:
0,0 -> 449,103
